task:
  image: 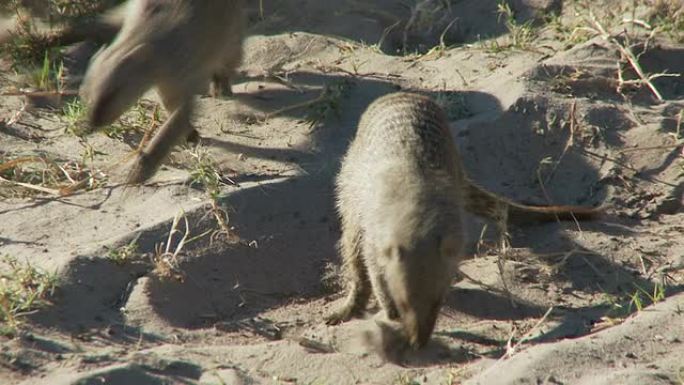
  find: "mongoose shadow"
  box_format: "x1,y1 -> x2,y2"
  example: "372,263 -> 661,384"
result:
128,78 -> 403,328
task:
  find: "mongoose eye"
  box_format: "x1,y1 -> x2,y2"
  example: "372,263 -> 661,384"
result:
383,246 -> 404,262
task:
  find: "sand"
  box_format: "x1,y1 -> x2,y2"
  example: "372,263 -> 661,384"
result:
0,0 -> 682,384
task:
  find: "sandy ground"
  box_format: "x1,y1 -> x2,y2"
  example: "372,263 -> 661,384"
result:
0,0 -> 683,384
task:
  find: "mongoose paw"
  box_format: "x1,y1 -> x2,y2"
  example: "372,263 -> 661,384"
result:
125,153 -> 157,185
325,306 -> 358,325
186,129 -> 201,144
209,78 -> 233,98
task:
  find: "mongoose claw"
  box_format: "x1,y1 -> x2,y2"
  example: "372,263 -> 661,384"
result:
324,312 -> 348,326
324,304 -> 359,325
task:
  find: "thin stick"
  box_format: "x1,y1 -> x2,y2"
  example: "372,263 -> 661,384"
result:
264,94 -> 327,120
1,90 -> 79,97
617,144 -> 682,153
478,306 -> 555,377
577,147 -> 677,187
508,306 -> 554,353
0,175 -> 61,195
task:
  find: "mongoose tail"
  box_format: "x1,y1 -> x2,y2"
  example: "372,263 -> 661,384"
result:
464,178 -> 605,225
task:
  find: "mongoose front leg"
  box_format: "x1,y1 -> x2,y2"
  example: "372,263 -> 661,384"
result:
127,101 -> 194,184
367,267 -> 399,320
209,48 -> 242,97
209,73 -> 233,98
326,224 -> 371,325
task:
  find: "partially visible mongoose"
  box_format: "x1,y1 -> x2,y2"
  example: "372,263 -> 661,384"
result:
79,0 -> 245,183
328,92 -> 468,349
327,92 -> 604,350
1,2 -> 229,93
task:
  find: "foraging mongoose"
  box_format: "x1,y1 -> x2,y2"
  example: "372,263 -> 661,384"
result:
79,0 -> 245,183
327,92 -> 604,349
328,92 -> 468,349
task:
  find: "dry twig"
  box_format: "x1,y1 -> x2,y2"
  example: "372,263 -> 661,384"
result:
588,11 -> 680,102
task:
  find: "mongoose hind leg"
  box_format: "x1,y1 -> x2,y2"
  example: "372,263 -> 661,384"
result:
326,221 -> 371,325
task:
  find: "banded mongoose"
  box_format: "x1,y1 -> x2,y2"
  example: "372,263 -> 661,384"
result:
79,0 -> 246,183
328,92 -> 468,349
327,92 -> 604,350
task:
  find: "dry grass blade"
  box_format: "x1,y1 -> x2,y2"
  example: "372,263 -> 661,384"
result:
0,155 -> 105,197
151,210 -> 190,281
186,145 -> 239,244
0,175 -> 61,195
265,79 -> 353,128
503,306 -> 555,359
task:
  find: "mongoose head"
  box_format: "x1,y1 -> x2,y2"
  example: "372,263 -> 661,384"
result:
80,43 -> 155,128
381,231 -> 461,348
